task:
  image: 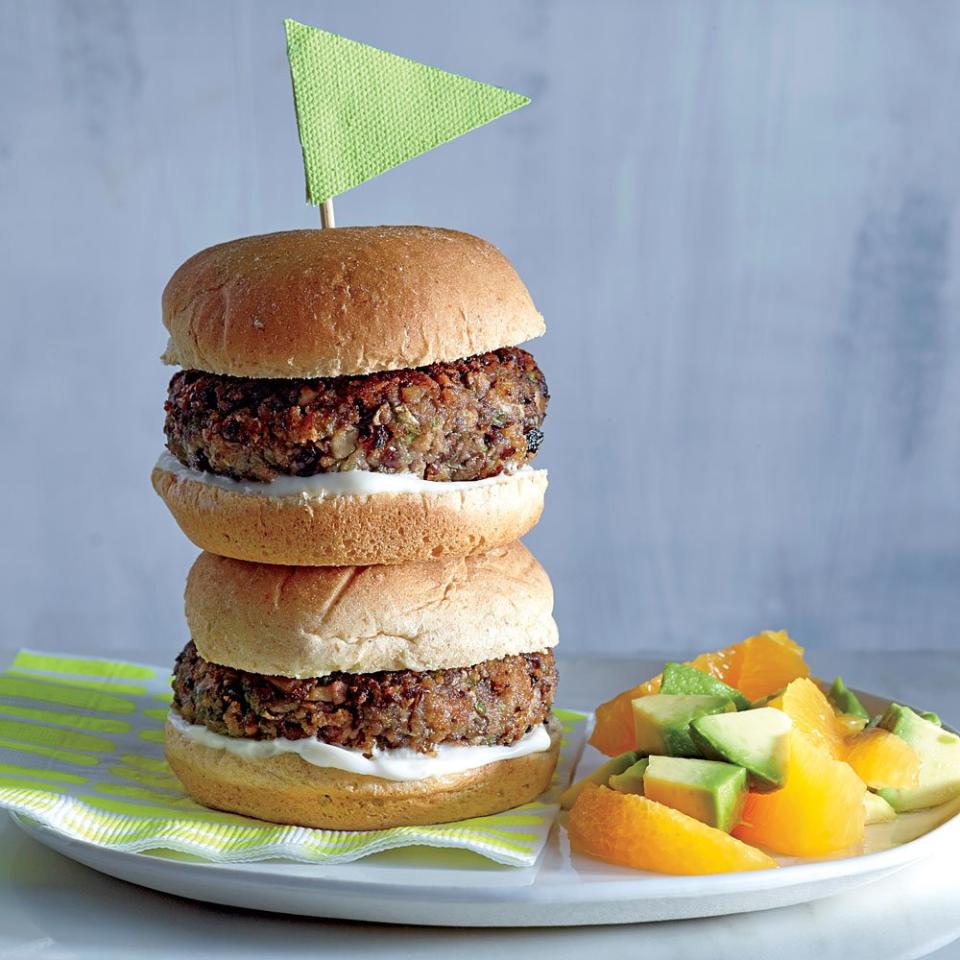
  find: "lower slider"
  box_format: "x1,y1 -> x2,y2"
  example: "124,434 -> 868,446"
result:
164,543 -> 560,829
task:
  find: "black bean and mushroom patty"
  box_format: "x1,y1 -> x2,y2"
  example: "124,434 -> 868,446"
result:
171,641 -> 557,755
164,347 -> 548,483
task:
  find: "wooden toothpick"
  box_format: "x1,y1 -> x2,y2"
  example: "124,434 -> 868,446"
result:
319,198 -> 336,229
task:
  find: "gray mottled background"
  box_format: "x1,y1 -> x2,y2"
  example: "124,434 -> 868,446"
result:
1,0 -> 959,665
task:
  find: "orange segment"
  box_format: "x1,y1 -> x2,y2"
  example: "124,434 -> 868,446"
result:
568,785 -> 777,875
589,642 -> 744,756
844,728 -> 920,790
590,677 -> 662,756
588,633 -> 807,756
734,631 -> 810,701
836,714 -> 869,737
733,732 -> 866,856
774,677 -> 847,759
688,645 -> 747,686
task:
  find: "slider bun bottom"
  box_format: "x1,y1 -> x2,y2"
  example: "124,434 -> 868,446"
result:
165,718 -> 561,830
151,466 -> 546,566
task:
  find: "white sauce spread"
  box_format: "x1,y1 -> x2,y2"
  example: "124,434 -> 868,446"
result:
155,451 -> 530,499
167,710 -> 551,782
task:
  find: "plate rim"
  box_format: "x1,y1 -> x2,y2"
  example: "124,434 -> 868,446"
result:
9,684 -> 960,910
11,800 -> 957,906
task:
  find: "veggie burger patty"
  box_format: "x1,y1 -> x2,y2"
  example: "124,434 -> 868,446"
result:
171,641 -> 558,756
164,347 -> 548,483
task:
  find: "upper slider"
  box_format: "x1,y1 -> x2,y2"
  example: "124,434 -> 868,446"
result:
153,226 -> 550,566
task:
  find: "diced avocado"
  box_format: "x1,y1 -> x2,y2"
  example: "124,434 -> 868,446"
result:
690,707 -> 793,791
876,704 -> 960,812
608,758 -> 649,796
642,756 -> 748,832
660,662 -> 751,711
921,711 -> 942,727
631,695 -> 735,758
827,676 -> 870,721
864,790 -> 897,825
559,750 -> 641,810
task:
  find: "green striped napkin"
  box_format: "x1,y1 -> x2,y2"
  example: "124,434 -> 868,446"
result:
0,650 -> 586,866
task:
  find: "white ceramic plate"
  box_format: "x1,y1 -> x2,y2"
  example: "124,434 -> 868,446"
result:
13,689 -> 960,927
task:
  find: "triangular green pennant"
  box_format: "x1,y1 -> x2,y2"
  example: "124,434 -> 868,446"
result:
284,20 -> 529,204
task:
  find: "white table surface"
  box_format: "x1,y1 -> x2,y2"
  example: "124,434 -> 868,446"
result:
1,650 -> 958,959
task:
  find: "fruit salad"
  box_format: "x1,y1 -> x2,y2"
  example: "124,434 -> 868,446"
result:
563,630 -> 960,875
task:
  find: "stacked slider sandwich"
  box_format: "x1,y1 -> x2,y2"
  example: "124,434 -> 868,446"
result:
153,227 -> 561,828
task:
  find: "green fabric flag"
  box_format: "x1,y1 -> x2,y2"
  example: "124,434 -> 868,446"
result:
284,20 -> 529,204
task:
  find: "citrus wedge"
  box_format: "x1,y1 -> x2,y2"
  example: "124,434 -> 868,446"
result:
773,677 -> 847,759
589,631 -> 809,756
844,728 -> 920,790
734,631 -> 810,701
589,643 -> 744,756
733,732 -> 866,856
568,784 -> 777,875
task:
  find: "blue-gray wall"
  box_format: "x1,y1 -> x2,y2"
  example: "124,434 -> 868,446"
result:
2,0 -> 958,664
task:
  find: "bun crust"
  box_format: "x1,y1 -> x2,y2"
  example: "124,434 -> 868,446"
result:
164,717 -> 561,830
184,543 -> 557,676
161,227 -> 544,379
151,465 -> 546,567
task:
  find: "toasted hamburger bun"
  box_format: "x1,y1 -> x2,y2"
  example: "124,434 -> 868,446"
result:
151,460 -> 547,567
183,541 -> 557,677
161,226 -> 544,379
164,716 -> 561,830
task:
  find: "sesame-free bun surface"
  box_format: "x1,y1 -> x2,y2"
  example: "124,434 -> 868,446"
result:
184,542 -> 557,676
151,463 -> 546,567
161,227 -> 544,379
164,717 -> 561,830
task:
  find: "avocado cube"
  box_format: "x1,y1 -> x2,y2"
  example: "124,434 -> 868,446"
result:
608,758 -> 649,796
642,756 -> 748,832
690,707 -> 792,791
864,790 -> 897,825
827,676 -> 870,721
920,711 -> 942,727
559,750 -> 641,810
876,704 -> 960,811
631,695 -> 735,758
660,662 -> 751,710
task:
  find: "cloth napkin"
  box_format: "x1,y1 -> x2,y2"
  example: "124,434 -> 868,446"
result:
0,649 -> 586,866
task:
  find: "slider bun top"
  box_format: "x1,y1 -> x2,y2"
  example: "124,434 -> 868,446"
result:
184,541 -> 557,677
162,226 -> 544,379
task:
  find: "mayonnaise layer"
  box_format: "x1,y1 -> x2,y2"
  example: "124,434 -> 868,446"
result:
167,710 -> 551,782
156,451 -> 529,499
